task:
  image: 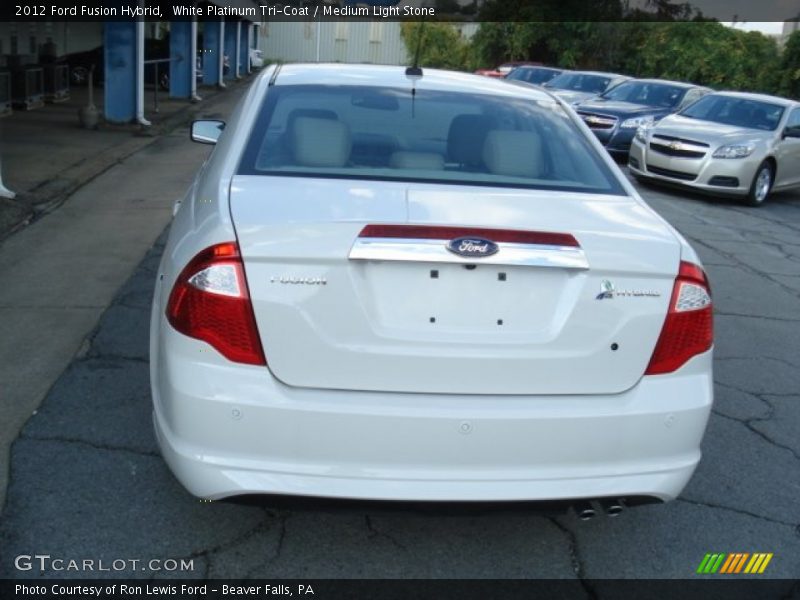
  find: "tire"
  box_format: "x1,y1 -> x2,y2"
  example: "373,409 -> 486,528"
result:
745,161 -> 773,206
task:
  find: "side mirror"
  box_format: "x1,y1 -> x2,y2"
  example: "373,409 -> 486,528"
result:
782,126 -> 800,140
191,120 -> 225,144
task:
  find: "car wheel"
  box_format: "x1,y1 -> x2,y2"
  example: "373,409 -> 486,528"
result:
746,162 -> 773,206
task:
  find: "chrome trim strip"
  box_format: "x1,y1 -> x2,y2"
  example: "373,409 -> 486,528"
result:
578,112 -> 618,128
349,238 -> 589,269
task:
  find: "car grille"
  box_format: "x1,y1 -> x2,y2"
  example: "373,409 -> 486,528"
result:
649,134 -> 708,159
577,112 -> 618,130
646,164 -> 697,181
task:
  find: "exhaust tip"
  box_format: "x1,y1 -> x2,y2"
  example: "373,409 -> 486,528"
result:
600,498 -> 625,517
573,500 -> 596,521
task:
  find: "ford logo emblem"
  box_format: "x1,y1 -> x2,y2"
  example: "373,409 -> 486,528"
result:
446,237 -> 499,258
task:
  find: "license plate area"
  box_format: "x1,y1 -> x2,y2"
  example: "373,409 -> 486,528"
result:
352,261 -> 576,338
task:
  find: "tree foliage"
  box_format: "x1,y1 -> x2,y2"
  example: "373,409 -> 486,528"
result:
399,15 -> 794,99
399,22 -> 474,71
470,21 -> 783,95
779,30 -> 800,99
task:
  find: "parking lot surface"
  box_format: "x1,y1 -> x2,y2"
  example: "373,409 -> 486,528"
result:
0,130 -> 799,582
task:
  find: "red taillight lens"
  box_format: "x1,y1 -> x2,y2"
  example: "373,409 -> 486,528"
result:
358,224 -> 580,247
166,242 -> 266,366
645,261 -> 713,375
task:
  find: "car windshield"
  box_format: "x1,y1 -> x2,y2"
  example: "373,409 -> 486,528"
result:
238,84 -> 624,195
680,95 -> 784,131
506,68 -> 561,85
545,73 -> 611,94
601,81 -> 686,108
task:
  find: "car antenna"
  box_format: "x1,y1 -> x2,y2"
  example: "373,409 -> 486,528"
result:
405,23 -> 426,117
405,22 -> 425,79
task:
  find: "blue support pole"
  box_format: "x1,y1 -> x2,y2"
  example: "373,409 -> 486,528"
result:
202,20 -> 224,86
238,22 -> 248,76
169,20 -> 193,99
223,20 -> 237,81
104,22 -> 138,123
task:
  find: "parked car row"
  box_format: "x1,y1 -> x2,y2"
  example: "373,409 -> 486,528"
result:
487,63 -> 800,205
575,79 -> 711,157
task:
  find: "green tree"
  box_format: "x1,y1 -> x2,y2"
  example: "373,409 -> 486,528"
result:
628,22 -> 780,92
400,23 -> 473,71
779,30 -> 800,99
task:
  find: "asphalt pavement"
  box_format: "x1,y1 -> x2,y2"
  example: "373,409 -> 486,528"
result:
0,80 -> 250,512
0,129 -> 799,584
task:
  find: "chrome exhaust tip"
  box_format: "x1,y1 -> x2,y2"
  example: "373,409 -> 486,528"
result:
600,498 -> 625,517
573,500 -> 596,521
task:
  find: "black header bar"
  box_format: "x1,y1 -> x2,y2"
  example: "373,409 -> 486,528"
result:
1,0 -> 798,23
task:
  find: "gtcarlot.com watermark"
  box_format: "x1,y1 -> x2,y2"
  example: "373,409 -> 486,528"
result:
14,554 -> 194,573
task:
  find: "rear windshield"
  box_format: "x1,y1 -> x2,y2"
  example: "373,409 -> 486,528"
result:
680,95 -> 785,131
545,73 -> 612,94
238,84 -> 624,195
601,81 -> 686,108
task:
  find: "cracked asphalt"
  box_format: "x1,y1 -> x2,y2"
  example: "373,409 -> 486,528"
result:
1,169 -> 799,584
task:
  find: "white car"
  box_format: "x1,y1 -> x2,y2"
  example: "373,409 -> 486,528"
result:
150,64 -> 713,510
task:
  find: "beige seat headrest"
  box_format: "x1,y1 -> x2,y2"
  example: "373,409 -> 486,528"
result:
482,130 -> 543,179
292,117 -> 352,168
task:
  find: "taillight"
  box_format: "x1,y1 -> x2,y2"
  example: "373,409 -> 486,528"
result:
645,261 -> 713,375
166,242 -> 266,366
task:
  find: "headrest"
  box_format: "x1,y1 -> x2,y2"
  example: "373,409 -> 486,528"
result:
447,114 -> 496,166
389,151 -> 444,170
291,117 -> 351,168
287,108 -> 338,129
482,130 -> 543,179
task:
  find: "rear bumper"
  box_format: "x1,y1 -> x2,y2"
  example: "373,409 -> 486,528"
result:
152,318 -> 713,502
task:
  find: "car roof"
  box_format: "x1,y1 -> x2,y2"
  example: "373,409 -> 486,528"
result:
621,78 -> 705,90
565,71 -> 629,79
708,90 -> 799,108
271,63 -> 559,102
511,66 -> 563,72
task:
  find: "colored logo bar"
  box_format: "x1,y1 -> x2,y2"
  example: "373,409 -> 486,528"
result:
697,553 -> 773,574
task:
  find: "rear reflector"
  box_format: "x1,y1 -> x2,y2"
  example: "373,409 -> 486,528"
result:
166,242 -> 266,366
645,261 -> 713,375
358,225 -> 579,247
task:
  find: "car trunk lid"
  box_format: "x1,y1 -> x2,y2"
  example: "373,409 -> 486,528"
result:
230,176 -> 680,395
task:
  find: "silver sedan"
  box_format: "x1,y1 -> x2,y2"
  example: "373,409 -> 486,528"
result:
628,91 -> 800,205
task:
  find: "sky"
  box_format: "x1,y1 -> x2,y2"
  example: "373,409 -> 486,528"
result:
725,22 -> 785,35
627,0 -> 799,23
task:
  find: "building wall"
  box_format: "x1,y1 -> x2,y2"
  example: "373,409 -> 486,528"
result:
782,20 -> 800,47
258,21 -> 408,65
257,21 -> 479,66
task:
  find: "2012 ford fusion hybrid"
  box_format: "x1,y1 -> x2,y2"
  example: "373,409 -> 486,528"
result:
150,64 -> 713,507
